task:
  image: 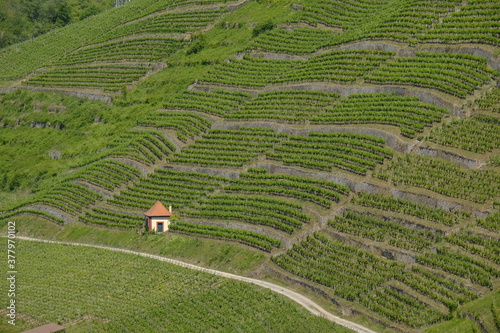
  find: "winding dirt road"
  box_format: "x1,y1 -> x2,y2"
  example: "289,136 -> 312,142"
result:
18,236 -> 377,333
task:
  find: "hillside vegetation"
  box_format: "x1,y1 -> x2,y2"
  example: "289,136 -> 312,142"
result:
0,0 -> 499,332
0,239 -> 350,332
0,0 -> 115,49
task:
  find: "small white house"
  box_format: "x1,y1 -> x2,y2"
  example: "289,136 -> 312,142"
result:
144,201 -> 172,232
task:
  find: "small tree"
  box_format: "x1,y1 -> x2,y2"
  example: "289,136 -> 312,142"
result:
252,20 -> 274,37
186,34 -> 207,55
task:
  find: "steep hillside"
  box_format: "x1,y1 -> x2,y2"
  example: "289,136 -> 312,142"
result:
0,0 -> 115,49
0,238 -> 351,332
1,0 -> 499,332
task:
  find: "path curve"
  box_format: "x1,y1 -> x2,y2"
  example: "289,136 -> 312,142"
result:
17,236 -> 377,333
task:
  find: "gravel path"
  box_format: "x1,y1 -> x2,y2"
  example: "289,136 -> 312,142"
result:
18,236 -> 378,333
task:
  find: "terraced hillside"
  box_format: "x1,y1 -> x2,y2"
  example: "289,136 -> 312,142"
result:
1,0 -> 499,332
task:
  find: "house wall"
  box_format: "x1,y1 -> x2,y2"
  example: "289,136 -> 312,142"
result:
151,216 -> 170,232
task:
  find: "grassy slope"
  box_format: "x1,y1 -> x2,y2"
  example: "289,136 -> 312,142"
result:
427,291 -> 500,333
0,0 -> 115,49
0,0 -> 297,198
0,216 -> 266,274
0,238 -> 352,333
0,0 -> 499,332
0,90 -> 162,199
0,0 -> 179,84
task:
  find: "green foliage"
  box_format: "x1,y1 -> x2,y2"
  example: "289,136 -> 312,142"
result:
0,0 -> 178,81
377,154 -> 500,203
445,231 -> 500,265
169,127 -> 285,168
273,231 -> 477,327
489,155 -> 500,167
171,220 -> 281,251
230,90 -> 340,123
11,239 -> 351,332
186,34 -> 207,55
184,194 -> 310,234
429,115 -> 500,153
284,0 -> 500,53
57,37 -> 185,65
365,52 -> 497,98
1,0 -> 500,331
0,0 -> 114,49
477,212 -> 500,232
96,8 -> 225,42
477,88 -> 500,113
426,290 -> 500,333
352,192 -> 470,226
0,209 -> 64,224
278,49 -> 395,84
311,93 -> 448,138
252,28 -> 334,54
0,90 -> 119,194
65,160 -> 141,191
300,0 -> 392,30
268,131 -> 392,176
201,55 -> 300,87
108,169 -> 225,211
252,20 -> 274,37
162,89 -> 251,117
80,208 -> 142,228
225,169 -> 349,209
329,209 -> 442,251
23,64 -> 154,91
417,248 -> 499,288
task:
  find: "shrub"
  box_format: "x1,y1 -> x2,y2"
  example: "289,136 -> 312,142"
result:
252,20 -> 274,37
186,35 -> 207,55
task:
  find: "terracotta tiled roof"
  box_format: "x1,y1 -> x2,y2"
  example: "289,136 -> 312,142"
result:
144,201 -> 172,216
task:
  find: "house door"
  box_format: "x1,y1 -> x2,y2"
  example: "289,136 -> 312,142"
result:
157,222 -> 164,233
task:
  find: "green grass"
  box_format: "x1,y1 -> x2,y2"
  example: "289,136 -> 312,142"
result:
126,64 -> 211,107
0,217 -> 264,275
426,291 -> 500,333
0,238 -> 353,332
0,0 -> 177,82
0,91 -> 107,193
1,0 -> 500,331
168,0 -> 297,65
425,317 -> 480,333
0,90 -> 156,197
